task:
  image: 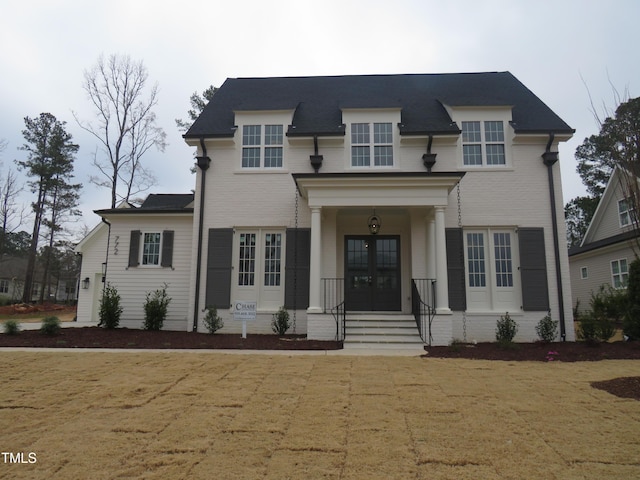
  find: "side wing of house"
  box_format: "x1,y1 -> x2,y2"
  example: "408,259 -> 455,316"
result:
75,222 -> 109,323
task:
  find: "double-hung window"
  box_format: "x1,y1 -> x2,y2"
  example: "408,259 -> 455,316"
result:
611,259 -> 628,288
242,125 -> 283,168
462,121 -> 506,166
351,122 -> 394,167
618,198 -> 636,227
142,233 -> 161,266
0,279 -> 8,294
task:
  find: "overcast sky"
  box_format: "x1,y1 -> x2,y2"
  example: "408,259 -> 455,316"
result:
1,0 -> 638,238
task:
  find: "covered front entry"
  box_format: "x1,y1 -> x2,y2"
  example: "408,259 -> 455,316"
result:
345,235 -> 401,311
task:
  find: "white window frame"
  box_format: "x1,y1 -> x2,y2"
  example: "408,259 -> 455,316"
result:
241,124 -> 284,169
464,228 -> 520,312
618,198 -> 636,228
580,266 -> 588,279
0,279 -> 9,294
611,258 -> 628,289
350,122 -> 395,168
232,229 -> 285,311
141,232 -> 162,267
462,120 -> 506,166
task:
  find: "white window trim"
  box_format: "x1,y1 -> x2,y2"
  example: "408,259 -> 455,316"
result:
461,120 -> 507,167
232,228 -> 286,311
140,231 -> 162,267
464,228 -> 520,312
0,279 -> 9,294
580,266 -> 588,279
618,198 -> 636,228
611,258 -> 629,289
349,122 -> 395,169
240,124 -> 285,170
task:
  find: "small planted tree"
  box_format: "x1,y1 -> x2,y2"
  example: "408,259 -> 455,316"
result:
143,284 -> 171,331
271,306 -> 291,336
98,283 -> 123,329
3,319 -> 20,335
495,312 -> 518,346
203,306 -> 224,334
40,316 -> 60,336
535,313 -> 558,343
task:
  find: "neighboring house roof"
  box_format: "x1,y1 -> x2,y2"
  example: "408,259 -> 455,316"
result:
184,72 -> 575,139
95,193 -> 195,216
569,166 -> 639,257
0,257 -> 49,281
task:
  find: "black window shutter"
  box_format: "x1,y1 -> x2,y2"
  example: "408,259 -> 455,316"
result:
519,228 -> 549,311
446,228 -> 466,311
205,229 -> 233,309
161,230 -> 174,268
285,228 -> 310,310
128,230 -> 141,267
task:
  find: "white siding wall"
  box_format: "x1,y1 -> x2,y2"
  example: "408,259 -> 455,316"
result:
103,215 -> 193,331
75,223 -> 108,323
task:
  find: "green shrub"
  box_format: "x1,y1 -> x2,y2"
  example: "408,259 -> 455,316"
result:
577,311 -> 615,344
577,283 -> 626,343
495,312 -> 518,344
40,316 -> 60,336
535,313 -> 558,343
3,320 -> 20,335
143,284 -> 171,331
203,306 -> 224,334
98,283 -> 123,329
271,306 -> 291,336
623,257 -> 640,340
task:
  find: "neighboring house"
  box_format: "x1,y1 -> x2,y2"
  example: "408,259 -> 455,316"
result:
75,194 -> 194,329
78,72 -> 576,345
0,256 -> 72,303
569,167 -> 639,311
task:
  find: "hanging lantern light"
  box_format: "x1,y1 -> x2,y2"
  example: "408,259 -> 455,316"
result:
368,209 -> 381,235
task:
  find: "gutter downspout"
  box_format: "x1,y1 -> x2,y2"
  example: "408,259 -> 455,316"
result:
101,218 -> 111,289
542,134 -> 567,341
192,138 -> 211,332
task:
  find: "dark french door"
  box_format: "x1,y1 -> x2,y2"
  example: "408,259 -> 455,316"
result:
345,236 -> 401,311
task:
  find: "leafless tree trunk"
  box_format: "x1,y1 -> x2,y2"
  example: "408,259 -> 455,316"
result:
75,54 -> 166,208
0,168 -> 27,257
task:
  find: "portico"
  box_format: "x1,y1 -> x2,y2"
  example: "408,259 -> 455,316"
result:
293,172 -> 464,317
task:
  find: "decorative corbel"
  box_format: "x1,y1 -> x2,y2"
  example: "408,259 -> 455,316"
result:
422,135 -> 437,173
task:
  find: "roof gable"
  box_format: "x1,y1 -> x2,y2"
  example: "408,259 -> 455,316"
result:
185,72 -> 574,139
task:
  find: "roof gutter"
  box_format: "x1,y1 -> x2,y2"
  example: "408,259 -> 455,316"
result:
192,138 -> 211,332
542,134 -> 567,341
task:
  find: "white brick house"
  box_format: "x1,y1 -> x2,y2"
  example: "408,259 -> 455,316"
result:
78,72 -> 576,345
182,72 -> 575,345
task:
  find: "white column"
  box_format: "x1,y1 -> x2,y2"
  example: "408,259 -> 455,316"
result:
307,206 -> 323,314
426,214 -> 436,280
409,209 -> 427,279
434,206 -> 451,314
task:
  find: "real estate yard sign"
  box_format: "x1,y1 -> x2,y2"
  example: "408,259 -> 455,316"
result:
233,301 -> 256,338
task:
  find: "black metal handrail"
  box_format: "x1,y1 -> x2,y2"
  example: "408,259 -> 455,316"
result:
412,278 -> 436,346
322,278 -> 345,341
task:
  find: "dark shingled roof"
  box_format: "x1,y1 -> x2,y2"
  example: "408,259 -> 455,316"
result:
184,72 -> 574,139
94,194 -> 194,216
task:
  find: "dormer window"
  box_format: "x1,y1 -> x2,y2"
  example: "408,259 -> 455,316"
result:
242,124 -> 283,168
351,122 -> 394,167
462,120 -> 506,166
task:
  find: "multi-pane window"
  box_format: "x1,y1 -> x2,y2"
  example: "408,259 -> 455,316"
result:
467,233 -> 486,287
618,198 -> 636,227
238,233 -> 257,286
462,121 -> 505,166
242,125 -> 283,168
264,233 -> 282,286
142,233 -> 161,265
351,122 -> 394,167
0,279 -> 8,294
493,232 -> 513,287
611,259 -> 629,289
580,266 -> 588,279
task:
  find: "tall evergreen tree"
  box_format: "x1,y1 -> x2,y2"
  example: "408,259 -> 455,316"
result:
16,113 -> 79,303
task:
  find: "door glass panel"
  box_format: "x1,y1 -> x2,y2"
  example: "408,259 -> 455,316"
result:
347,239 -> 369,289
376,238 -> 398,289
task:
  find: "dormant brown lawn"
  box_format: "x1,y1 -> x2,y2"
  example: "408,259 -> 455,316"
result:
0,351 -> 638,479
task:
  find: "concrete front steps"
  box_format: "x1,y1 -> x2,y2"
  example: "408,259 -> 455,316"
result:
343,313 -> 425,349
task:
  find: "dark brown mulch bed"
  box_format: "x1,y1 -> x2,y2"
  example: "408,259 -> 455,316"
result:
424,341 -> 640,362
0,327 -> 342,350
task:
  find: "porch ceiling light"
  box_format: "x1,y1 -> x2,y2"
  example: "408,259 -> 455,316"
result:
368,210 -> 381,235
